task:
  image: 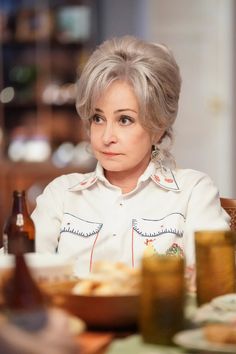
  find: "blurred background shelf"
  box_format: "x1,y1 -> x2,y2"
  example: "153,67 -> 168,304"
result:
0,0 -> 100,235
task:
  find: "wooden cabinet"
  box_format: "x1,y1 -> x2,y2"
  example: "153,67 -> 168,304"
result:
0,0 -> 99,241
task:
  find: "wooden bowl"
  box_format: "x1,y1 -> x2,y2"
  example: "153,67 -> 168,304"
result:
52,293 -> 139,329
42,281 -> 139,329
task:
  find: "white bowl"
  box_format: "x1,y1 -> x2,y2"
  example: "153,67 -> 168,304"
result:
0,253 -> 75,284
0,255 -> 14,289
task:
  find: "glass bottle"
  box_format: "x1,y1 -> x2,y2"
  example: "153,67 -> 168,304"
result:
2,254 -> 48,331
3,190 -> 35,254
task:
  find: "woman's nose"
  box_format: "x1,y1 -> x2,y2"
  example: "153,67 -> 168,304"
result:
102,123 -> 117,144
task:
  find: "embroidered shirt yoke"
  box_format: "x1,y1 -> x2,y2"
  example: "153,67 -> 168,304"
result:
32,161 -> 230,277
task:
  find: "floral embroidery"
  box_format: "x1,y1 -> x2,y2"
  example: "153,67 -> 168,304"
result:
144,239 -> 157,255
166,243 -> 184,257
144,238 -> 154,246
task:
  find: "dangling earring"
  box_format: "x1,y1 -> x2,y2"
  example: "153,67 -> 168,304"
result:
151,145 -> 160,161
151,145 -> 165,172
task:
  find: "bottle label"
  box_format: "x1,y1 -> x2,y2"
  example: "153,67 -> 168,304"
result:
16,213 -> 24,226
3,233 -> 8,254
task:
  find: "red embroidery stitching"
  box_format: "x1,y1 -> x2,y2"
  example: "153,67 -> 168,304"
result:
80,181 -> 87,185
144,239 -> 154,246
154,175 -> 160,182
164,178 -> 173,183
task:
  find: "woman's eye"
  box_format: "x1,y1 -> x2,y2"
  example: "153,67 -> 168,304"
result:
91,114 -> 103,124
119,115 -> 134,125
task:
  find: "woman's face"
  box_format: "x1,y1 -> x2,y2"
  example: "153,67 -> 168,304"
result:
90,81 -> 162,176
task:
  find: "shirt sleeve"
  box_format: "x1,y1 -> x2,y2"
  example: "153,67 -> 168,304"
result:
183,173 -> 230,267
31,176 -> 66,253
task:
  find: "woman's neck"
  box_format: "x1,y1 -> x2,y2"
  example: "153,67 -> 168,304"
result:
104,161 -> 150,194
106,174 -> 137,194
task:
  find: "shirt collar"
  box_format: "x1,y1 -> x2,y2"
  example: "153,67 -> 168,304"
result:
136,160 -> 180,191
68,162 -> 108,192
68,173 -> 98,192
150,164 -> 180,192
69,161 -> 180,192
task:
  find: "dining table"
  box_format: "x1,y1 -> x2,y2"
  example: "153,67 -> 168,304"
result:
76,330 -> 186,354
0,285 -> 234,353
74,291 -> 236,354
73,293 -> 189,354
1,252 -> 236,354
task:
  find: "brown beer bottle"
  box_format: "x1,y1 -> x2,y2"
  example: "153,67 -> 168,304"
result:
3,254 -> 48,331
3,190 -> 35,254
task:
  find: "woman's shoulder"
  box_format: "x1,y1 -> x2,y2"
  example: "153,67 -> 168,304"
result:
175,167 -> 208,179
173,167 -> 215,188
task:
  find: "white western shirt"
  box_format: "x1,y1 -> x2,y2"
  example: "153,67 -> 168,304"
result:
32,161 -> 230,277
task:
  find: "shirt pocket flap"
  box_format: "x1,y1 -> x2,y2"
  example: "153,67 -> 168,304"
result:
60,212 -> 103,237
133,212 -> 185,237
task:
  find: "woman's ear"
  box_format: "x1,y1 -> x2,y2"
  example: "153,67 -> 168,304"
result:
152,129 -> 165,145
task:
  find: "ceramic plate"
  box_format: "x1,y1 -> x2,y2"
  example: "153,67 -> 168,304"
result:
173,328 -> 236,353
211,294 -> 236,311
192,302 -> 236,325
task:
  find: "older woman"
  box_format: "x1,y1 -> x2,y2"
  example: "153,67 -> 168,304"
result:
32,35 -> 229,278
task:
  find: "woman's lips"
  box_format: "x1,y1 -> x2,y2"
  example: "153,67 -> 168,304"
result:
101,152 -> 121,156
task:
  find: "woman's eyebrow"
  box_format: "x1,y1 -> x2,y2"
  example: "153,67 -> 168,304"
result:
94,108 -> 137,113
115,109 -> 137,113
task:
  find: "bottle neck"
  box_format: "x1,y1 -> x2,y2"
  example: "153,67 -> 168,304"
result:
12,192 -> 29,216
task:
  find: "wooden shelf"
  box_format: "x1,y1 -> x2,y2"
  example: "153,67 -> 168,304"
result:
0,0 -> 99,246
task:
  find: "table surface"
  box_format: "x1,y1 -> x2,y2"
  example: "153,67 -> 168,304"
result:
74,293 -> 217,354
77,331 -> 114,354
75,294 -> 197,354
76,331 -> 188,354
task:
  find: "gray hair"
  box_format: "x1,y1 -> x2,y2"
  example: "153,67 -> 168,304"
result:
76,35 -> 181,163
